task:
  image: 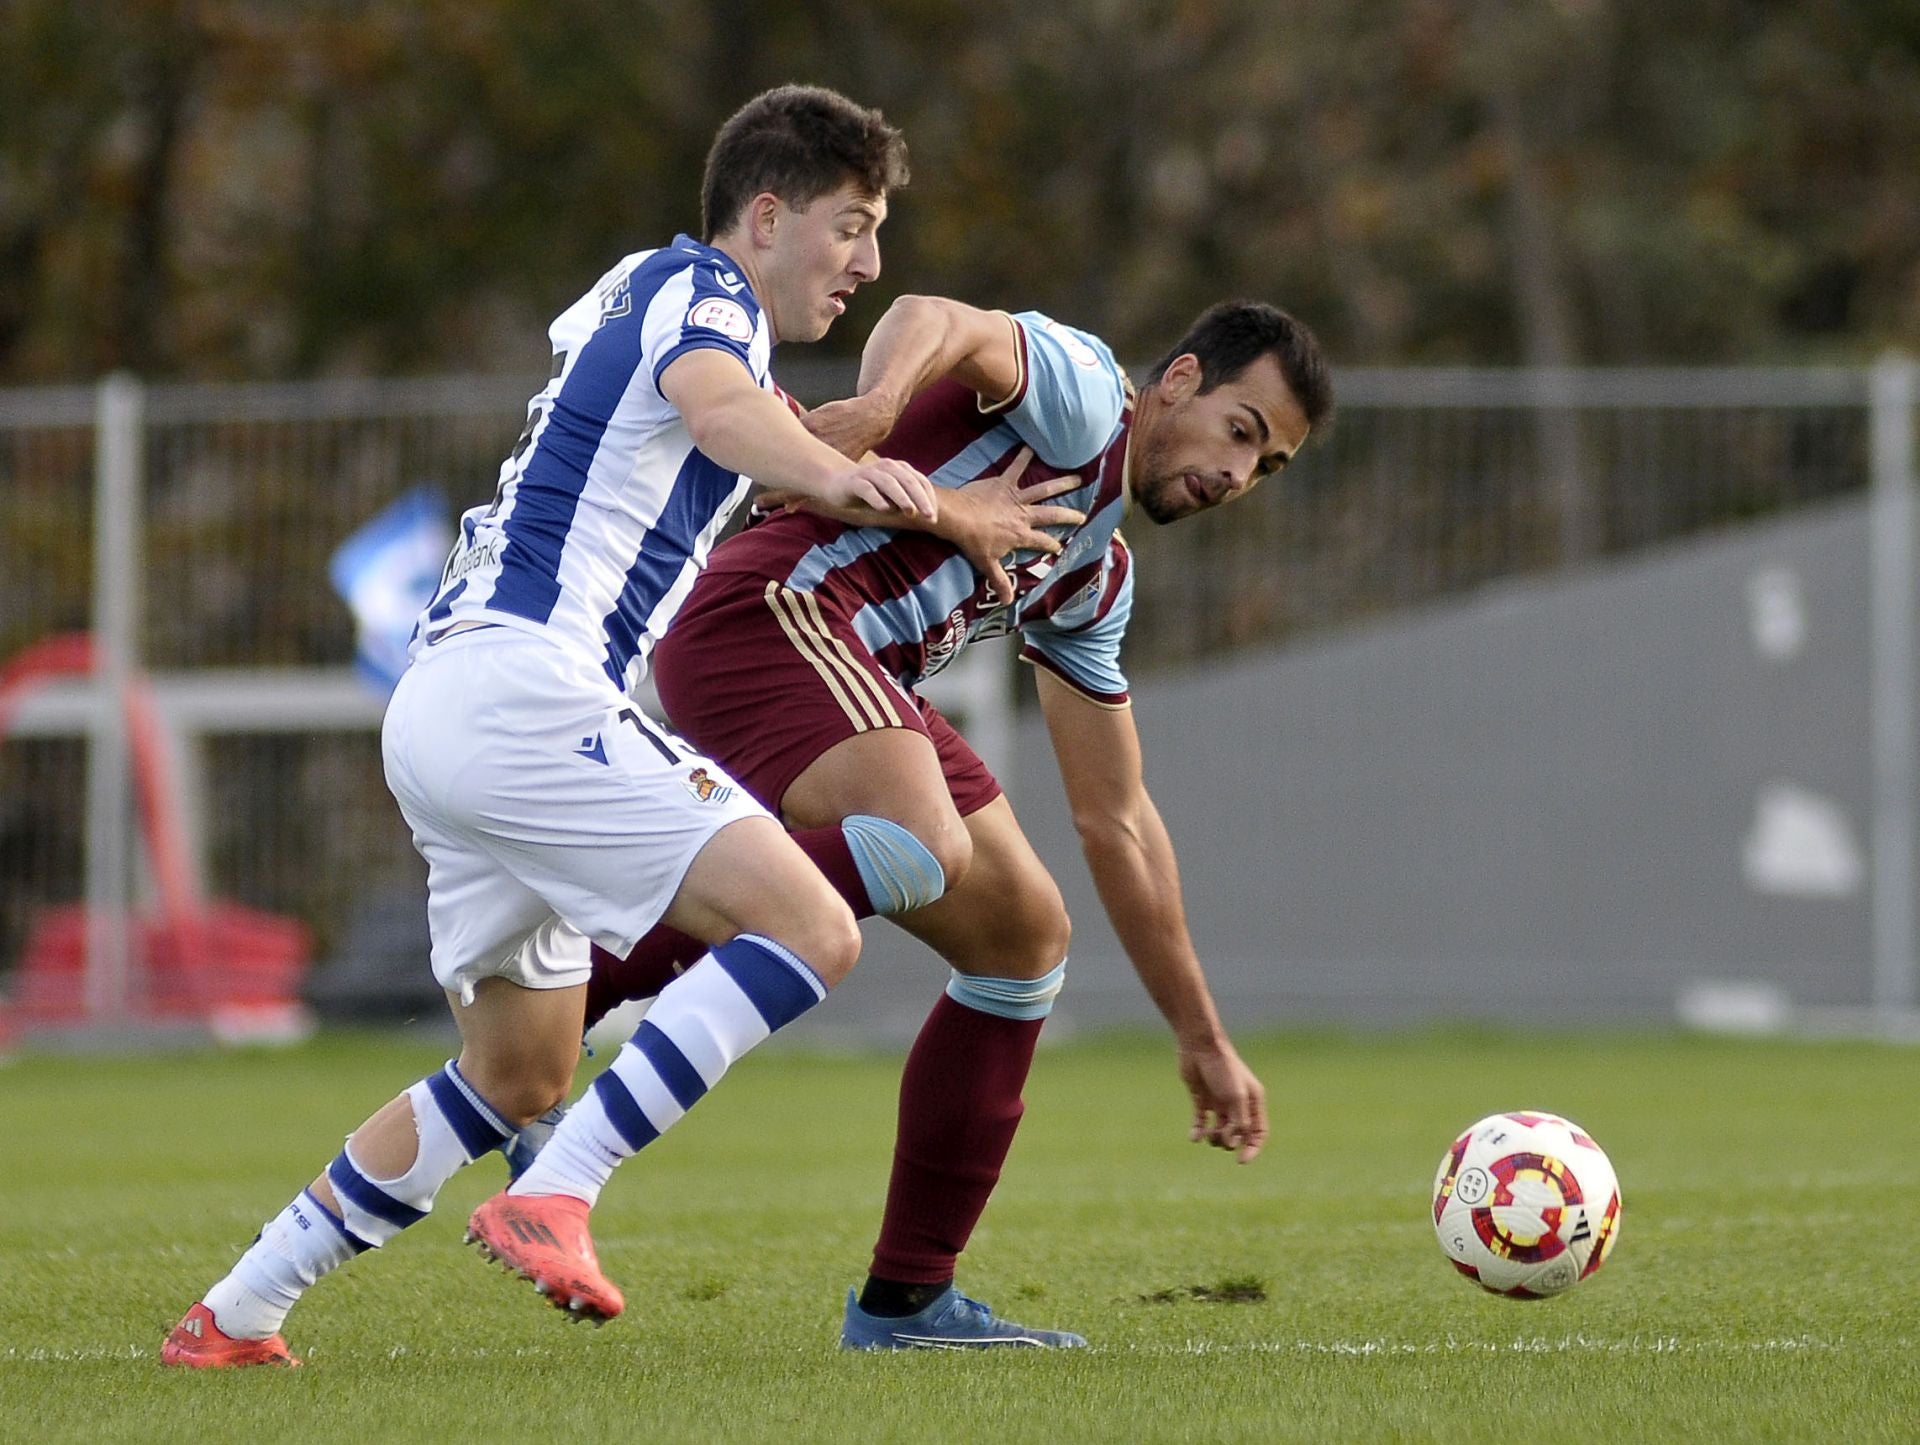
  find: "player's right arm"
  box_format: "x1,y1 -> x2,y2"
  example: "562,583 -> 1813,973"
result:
802,296 -> 1023,460
797,296 -> 1103,597
760,446 -> 1086,604
659,348 -> 937,520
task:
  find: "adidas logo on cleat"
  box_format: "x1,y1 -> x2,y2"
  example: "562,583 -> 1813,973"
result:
160,1302 -> 301,1368
508,1218 -> 565,1250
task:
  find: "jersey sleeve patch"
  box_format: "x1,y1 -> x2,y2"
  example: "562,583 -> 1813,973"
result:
994,312 -> 1126,470
687,297 -> 754,342
647,263 -> 762,397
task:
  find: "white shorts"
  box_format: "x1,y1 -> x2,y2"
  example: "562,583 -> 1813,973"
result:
380,626 -> 768,1001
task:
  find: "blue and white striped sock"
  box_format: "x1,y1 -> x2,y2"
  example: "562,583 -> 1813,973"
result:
203,1061 -> 512,1339
511,933 -> 827,1206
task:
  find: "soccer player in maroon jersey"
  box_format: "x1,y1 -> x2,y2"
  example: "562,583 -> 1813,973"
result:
581,294 -> 1333,1348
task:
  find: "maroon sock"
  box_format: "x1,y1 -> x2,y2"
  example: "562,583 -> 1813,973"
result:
583,934 -> 702,1028
582,824 -> 875,1028
789,823 -> 872,922
869,993 -> 1045,1285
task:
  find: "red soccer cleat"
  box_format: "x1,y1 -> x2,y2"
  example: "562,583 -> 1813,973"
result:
465,1192 -> 625,1324
160,1302 -> 300,1368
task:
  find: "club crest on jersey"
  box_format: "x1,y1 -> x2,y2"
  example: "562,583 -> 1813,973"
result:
922,609 -> 968,677
687,298 -> 753,342
683,767 -> 733,805
1043,319 -> 1100,370
1052,573 -> 1104,617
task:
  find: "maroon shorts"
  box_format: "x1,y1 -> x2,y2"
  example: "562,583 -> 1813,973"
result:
653,570 -> 1003,818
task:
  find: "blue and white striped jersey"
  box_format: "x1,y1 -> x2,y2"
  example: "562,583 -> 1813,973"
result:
415,234 -> 772,689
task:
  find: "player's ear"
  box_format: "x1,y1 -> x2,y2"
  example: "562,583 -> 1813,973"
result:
747,192 -> 782,249
1157,353 -> 1203,405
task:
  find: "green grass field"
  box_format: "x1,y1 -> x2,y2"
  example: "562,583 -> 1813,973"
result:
3,1026 -> 1916,1443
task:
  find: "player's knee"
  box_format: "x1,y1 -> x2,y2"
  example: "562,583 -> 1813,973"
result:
952,888 -> 1070,978
1005,916 -> 1073,980
784,898 -> 861,985
1027,898 -> 1072,973
755,865 -> 862,984
842,813 -> 951,915
917,813 -> 973,893
457,1054 -> 573,1127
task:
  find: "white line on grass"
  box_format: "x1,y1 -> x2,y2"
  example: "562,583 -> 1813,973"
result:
5,1335 -> 1905,1365
1166,1334 -> 1873,1357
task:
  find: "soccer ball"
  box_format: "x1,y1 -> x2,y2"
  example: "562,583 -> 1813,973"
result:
1431,1111 -> 1621,1298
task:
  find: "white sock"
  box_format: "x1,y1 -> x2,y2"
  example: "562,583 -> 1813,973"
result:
513,933 -> 826,1205
199,1061 -> 512,1339
204,1191 -> 359,1339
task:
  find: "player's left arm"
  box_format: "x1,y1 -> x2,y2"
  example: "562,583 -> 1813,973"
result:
1034,667 -> 1269,1163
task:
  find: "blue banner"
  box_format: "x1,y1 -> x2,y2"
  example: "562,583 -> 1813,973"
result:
329,486 -> 452,694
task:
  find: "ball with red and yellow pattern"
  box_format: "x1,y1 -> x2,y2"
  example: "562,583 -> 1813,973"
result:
1431,1111 -> 1622,1298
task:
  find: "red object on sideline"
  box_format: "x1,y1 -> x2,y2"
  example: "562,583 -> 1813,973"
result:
0,633 -> 311,1038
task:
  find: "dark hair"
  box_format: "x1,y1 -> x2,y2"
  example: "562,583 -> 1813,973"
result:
701,85 -> 910,240
1145,301 -> 1334,431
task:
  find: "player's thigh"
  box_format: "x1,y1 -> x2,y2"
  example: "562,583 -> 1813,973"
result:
890,796 -> 1070,979
781,728 -> 972,882
389,628 -> 769,969
390,764 -> 586,1118
661,815 -> 862,984
654,576 -> 955,849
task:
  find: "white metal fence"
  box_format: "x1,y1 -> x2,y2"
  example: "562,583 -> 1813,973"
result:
1,360 -> 1913,1037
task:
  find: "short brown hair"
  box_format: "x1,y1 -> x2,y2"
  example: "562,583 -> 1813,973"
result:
701,85 -> 910,240
1147,301 -> 1335,431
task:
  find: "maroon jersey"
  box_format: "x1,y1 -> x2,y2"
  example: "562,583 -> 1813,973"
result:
710,312 -> 1139,704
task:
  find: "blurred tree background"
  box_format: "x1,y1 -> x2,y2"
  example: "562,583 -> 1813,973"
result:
4,0 -> 1915,977
4,0 -> 1917,386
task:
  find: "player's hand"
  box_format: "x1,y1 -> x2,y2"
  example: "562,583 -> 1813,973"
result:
949,448 -> 1087,604
1177,1036 -> 1267,1164
804,393 -> 902,461
818,457 -> 939,520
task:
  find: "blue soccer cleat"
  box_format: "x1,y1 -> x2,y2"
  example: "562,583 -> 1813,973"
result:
840,1285 -> 1087,1350
500,1104 -> 567,1182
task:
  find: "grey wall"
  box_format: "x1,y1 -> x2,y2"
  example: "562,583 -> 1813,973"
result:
808,498 -> 1881,1041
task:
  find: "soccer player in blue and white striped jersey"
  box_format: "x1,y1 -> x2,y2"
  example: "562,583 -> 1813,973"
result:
163,85 -> 1061,1368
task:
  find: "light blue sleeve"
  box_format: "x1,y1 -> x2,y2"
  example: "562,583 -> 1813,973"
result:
1020,543 -> 1135,706
988,312 -> 1128,470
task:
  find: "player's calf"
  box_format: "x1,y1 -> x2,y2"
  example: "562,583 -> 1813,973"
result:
165,1061 -> 514,1361
474,933 -> 837,1321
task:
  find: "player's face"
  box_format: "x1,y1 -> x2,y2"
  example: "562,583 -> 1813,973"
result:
759,184 -> 888,343
1129,352 -> 1310,525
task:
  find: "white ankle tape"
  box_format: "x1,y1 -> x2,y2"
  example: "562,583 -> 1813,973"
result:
325,1063 -> 511,1248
